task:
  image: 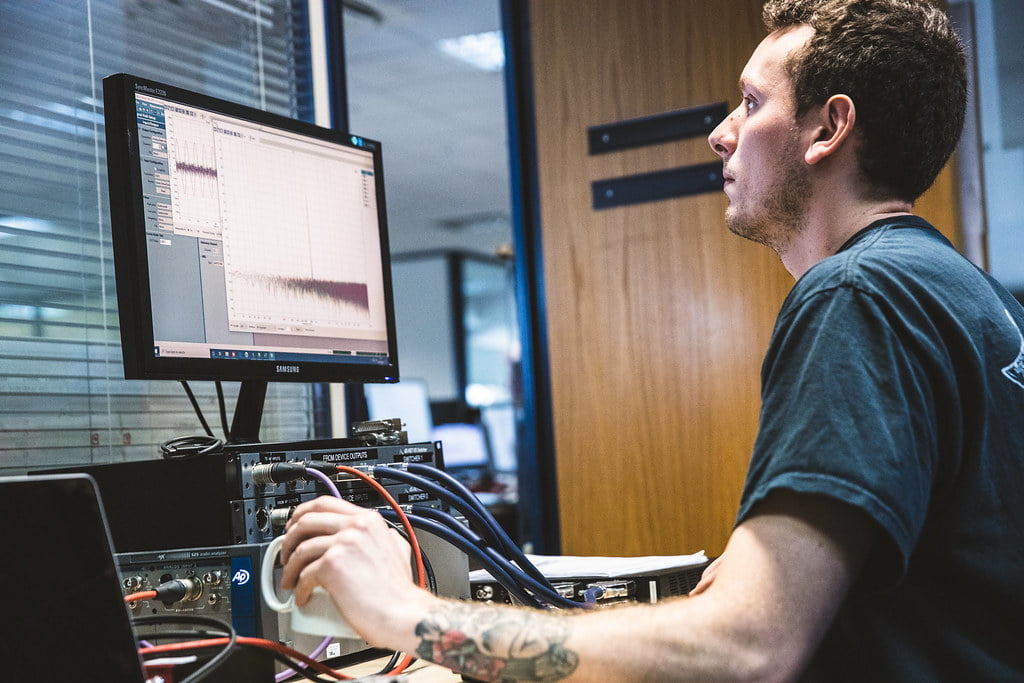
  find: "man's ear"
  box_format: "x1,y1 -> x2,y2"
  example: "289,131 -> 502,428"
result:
805,94 -> 855,165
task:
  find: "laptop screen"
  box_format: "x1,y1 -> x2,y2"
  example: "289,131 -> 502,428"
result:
0,473 -> 147,681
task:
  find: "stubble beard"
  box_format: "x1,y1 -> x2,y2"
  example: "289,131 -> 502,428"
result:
725,142 -> 811,253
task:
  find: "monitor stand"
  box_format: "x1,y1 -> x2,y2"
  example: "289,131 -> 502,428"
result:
227,380 -> 267,445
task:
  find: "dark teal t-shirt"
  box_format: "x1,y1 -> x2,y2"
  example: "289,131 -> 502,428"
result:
736,216 -> 1024,680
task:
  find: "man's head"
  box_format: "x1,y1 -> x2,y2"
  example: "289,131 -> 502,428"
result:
709,26 -> 818,252
761,0 -> 967,204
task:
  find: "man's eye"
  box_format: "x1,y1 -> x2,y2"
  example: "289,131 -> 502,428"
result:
743,96 -> 757,112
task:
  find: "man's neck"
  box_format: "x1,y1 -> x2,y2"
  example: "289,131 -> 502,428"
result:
777,201 -> 913,279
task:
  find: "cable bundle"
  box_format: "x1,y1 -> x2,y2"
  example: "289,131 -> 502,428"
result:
373,463 -> 588,611
134,614 -> 356,682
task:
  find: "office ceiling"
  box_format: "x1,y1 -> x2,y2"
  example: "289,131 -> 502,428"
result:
342,0 -> 513,257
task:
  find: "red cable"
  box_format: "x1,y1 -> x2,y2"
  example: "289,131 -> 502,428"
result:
139,636 -> 352,680
334,465 -> 427,589
333,465 -> 427,676
386,652 -> 416,675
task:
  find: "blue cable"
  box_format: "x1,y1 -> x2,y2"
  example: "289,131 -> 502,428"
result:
399,463 -> 553,589
408,504 -> 492,549
405,463 -> 518,556
386,508 -> 579,609
407,505 -> 581,608
372,466 -> 508,554
378,509 -> 545,608
386,507 -> 586,610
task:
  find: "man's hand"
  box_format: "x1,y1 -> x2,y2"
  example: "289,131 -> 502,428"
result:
278,495 -> 437,647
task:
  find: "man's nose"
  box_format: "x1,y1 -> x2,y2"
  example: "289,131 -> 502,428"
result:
708,116 -> 734,158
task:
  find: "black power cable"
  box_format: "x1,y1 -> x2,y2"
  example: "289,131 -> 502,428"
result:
133,614 -> 237,683
162,381 -> 225,459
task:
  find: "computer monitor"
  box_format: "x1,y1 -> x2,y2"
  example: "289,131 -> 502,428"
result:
431,422 -> 491,469
102,73 -> 399,443
364,378 -> 434,443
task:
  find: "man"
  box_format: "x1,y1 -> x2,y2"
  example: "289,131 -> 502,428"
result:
279,1 -> 1024,680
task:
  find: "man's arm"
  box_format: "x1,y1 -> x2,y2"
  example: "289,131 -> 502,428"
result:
280,490 -> 874,682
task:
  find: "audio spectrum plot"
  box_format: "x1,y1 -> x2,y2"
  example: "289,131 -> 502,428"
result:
225,270 -> 372,332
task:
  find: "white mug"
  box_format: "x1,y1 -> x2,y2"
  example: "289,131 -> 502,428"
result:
260,534 -> 360,639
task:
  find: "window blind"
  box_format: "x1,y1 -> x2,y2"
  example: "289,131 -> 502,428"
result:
0,0 -> 317,473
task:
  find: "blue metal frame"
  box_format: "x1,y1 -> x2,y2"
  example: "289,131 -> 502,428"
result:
501,0 -> 561,554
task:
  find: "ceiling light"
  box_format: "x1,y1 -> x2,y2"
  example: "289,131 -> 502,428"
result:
437,30 -> 505,72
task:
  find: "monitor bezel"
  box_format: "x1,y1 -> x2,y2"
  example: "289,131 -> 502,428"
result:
103,72 -> 400,386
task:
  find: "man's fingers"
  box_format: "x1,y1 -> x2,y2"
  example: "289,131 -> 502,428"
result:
689,556 -> 723,596
280,508 -> 388,589
280,534 -> 333,590
292,543 -> 349,606
281,498 -> 364,561
286,495 -> 363,530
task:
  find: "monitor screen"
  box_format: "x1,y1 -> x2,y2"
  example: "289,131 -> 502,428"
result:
364,379 -> 434,443
102,73 -> 400,394
432,422 -> 491,469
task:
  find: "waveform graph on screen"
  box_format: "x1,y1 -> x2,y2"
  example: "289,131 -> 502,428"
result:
215,128 -> 380,336
226,272 -> 371,328
285,276 -> 370,311
165,110 -> 222,239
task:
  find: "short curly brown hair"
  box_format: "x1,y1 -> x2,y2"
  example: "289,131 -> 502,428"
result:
762,0 -> 966,203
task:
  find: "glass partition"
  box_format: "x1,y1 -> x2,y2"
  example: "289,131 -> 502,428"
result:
0,0 -> 316,472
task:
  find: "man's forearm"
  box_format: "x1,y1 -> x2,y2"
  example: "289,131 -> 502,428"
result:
413,600 -> 580,682
405,595 -> 742,683
405,594 -> 772,683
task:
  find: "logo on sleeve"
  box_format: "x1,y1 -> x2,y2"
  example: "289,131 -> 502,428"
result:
1001,309 -> 1024,390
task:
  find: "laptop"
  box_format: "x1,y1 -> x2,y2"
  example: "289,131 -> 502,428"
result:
0,473 -> 147,681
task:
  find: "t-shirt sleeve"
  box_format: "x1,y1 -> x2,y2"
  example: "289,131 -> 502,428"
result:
736,281 -> 941,585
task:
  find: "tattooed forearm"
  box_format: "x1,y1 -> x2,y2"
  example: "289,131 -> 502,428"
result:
414,601 -> 580,682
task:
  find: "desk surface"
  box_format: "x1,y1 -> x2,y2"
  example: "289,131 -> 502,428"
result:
339,656 -> 461,682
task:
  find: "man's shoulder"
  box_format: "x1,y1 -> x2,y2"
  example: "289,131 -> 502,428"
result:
800,218 -> 961,292
779,217 -> 978,324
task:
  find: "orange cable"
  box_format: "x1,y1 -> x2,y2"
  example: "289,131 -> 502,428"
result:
124,590 -> 157,603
